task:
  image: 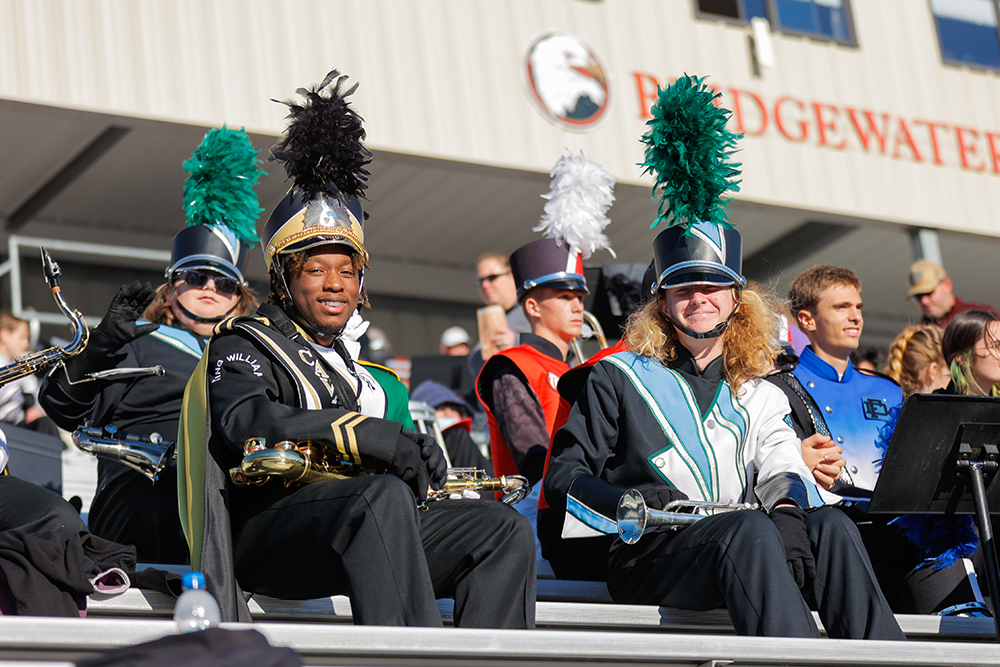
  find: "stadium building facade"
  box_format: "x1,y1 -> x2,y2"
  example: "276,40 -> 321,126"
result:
0,0 -> 998,353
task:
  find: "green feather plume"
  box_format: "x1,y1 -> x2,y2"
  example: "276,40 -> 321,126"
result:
183,126 -> 265,246
639,74 -> 742,231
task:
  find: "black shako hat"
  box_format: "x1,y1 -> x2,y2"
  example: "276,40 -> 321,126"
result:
510,238 -> 588,303
261,188 -> 367,272
651,220 -> 745,294
261,70 -> 372,273
167,223 -> 250,284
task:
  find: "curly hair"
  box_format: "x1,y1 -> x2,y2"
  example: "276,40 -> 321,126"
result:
624,287 -> 784,391
142,282 -> 256,327
884,324 -> 944,396
267,248 -> 369,308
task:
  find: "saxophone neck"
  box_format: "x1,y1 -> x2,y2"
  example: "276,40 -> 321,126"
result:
40,247 -> 90,359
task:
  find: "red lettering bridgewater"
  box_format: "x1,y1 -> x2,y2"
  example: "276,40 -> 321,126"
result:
845,108 -> 891,154
987,132 -> 1000,174
914,120 -> 950,165
892,118 -> 923,162
775,96 -> 809,142
628,73 -> 997,176
955,126 -> 985,171
634,72 -> 661,120
813,102 -> 847,149
728,88 -> 768,136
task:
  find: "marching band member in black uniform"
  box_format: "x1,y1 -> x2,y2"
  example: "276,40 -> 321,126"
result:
40,127 -> 262,563
0,442 -> 85,539
543,76 -> 903,639
179,71 -> 536,627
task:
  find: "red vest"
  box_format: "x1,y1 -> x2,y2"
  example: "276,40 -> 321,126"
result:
537,340 -> 626,511
477,345 -> 568,487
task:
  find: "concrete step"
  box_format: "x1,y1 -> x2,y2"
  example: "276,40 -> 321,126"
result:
86,582 -> 998,641
0,616 -> 998,667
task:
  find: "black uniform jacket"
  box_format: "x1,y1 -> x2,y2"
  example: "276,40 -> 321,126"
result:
179,304 -> 409,621
40,323 -> 204,520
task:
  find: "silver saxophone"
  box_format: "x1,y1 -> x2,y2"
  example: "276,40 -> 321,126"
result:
0,248 -> 89,388
72,424 -> 175,484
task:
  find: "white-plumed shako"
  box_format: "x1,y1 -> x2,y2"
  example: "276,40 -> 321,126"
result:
534,152 -> 616,259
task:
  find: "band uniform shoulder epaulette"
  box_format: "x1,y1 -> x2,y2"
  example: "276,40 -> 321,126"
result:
358,360 -> 400,382
214,315 -> 271,335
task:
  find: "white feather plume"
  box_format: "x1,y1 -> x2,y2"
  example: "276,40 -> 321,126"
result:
535,152 -> 616,259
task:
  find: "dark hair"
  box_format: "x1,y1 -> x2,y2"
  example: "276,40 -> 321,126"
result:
942,310 -> 1000,395
850,346 -> 885,369
267,248 -> 369,308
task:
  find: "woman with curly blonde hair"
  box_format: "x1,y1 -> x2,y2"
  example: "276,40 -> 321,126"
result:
544,221 -> 901,639
884,324 -> 949,397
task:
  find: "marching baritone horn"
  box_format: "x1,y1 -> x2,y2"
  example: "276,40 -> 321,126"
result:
229,438 -> 530,504
72,424 -> 176,484
616,488 -> 759,544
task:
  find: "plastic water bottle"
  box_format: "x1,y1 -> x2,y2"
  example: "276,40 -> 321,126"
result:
173,571 -> 221,633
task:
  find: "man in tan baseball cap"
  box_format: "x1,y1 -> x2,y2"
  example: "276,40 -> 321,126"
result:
908,258 -> 998,326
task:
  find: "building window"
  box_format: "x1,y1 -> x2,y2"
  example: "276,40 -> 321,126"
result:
695,0 -> 855,44
931,0 -> 1000,69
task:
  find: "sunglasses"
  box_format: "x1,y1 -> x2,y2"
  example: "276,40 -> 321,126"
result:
478,271 -> 510,286
176,270 -> 239,295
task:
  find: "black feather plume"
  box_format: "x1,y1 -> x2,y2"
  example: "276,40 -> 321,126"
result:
270,70 -> 372,202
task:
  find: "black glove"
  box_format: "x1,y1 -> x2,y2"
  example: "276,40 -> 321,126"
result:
640,485 -> 689,511
403,428 -> 447,491
90,282 -> 159,353
769,506 -> 815,590
388,431 -> 430,503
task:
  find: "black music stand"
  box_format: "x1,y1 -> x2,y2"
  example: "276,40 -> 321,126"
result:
869,393 -> 1000,641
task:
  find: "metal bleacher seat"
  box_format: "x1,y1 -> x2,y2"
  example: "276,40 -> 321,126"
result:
80,567 -> 998,642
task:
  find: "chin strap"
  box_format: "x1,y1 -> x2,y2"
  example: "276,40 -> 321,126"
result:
167,284 -> 241,325
659,289 -> 743,340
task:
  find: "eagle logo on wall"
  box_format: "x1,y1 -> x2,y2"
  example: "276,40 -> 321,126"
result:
524,31 -> 612,132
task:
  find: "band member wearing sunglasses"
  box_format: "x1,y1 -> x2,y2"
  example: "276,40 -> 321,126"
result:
40,128 -> 262,564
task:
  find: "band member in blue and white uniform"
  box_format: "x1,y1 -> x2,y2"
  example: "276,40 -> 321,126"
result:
544,221 -> 904,638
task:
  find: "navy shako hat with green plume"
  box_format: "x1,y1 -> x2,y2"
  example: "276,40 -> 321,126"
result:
168,126 -> 265,285
640,74 -> 745,295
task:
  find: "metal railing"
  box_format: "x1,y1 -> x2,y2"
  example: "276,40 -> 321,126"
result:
0,235 -> 170,327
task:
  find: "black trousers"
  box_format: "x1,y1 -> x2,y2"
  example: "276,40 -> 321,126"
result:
88,467 -> 188,564
537,507 -> 613,581
607,507 -> 904,639
231,474 -> 536,628
0,475 -> 85,539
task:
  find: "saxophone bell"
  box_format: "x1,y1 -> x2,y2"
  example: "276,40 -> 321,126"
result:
72,425 -> 175,484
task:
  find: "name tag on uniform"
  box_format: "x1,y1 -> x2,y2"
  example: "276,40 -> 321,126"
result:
861,397 -> 890,421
